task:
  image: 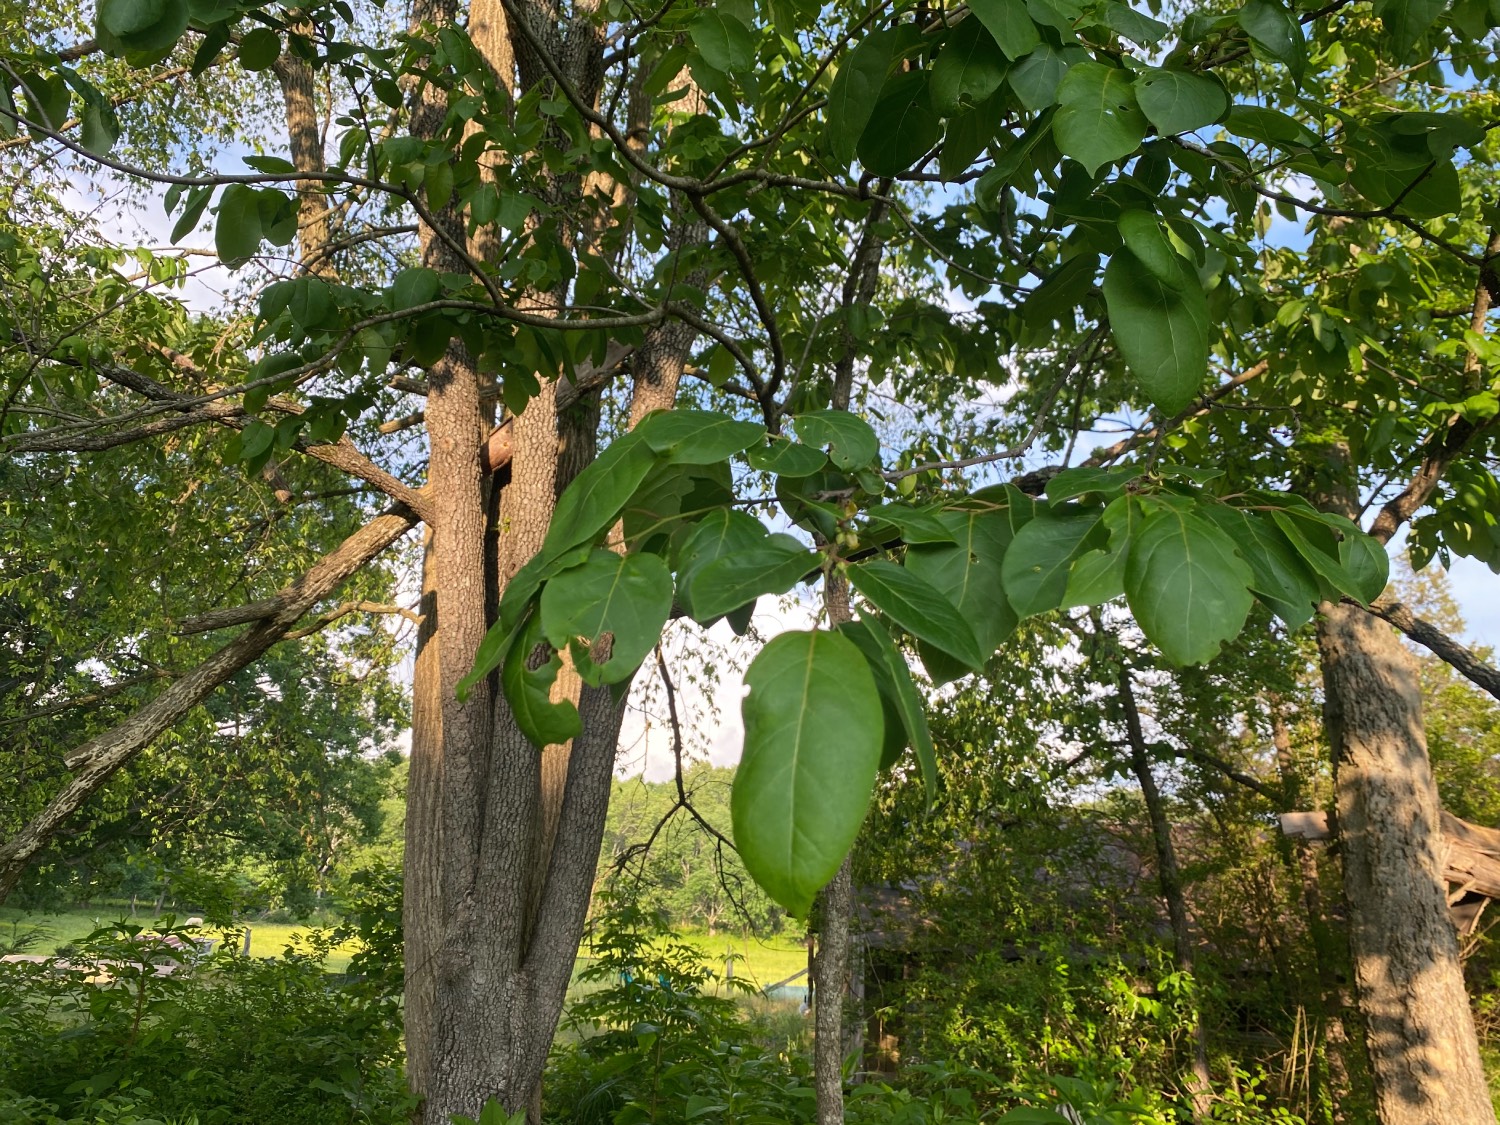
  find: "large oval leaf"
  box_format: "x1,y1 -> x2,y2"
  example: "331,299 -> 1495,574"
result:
1101,247 -> 1209,415
501,610 -> 582,748
731,630 -> 884,916
689,535 -> 816,622
1001,507 -> 1108,617
792,410 -> 880,470
1053,61 -> 1146,175
541,430 -> 660,563
635,408 -> 765,465
676,509 -> 771,617
826,29 -> 899,166
847,559 -> 985,672
931,16 -> 1009,115
857,71 -> 941,178
1123,507 -> 1254,665
905,508 -> 1017,679
838,617 -> 939,805
540,550 -> 673,686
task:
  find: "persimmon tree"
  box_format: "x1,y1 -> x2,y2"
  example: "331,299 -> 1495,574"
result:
2,0 -> 1499,1121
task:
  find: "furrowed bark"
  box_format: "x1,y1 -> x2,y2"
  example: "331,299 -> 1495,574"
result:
1318,595 -> 1495,1124
0,505 -> 417,901
272,36 -> 335,275
1366,596 -> 1500,703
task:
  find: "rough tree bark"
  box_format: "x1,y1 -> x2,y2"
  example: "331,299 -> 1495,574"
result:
1118,667 -> 1214,1123
1317,594 -> 1496,1125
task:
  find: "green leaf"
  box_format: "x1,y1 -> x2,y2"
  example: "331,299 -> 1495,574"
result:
237,27 -> 281,71
1008,43 -> 1071,111
931,16 -> 1009,116
1001,507 -> 1108,617
1117,209 -> 1189,287
170,185 -> 212,242
1098,1 -> 1168,44
1053,62 -> 1146,175
969,0 -> 1040,58
745,436 -> 828,477
731,630 -> 884,916
1238,0 -> 1306,84
389,266 -> 440,310
1374,0 -> 1447,54
1123,506 -> 1254,665
826,28 -> 897,166
1328,515 -> 1390,603
1266,505 -> 1370,602
838,618 -> 939,804
243,155 -> 297,174
1061,546 -> 1127,607
847,560 -> 985,672
905,508 -> 1017,661
793,410 -> 880,470
1102,247 -> 1209,415
635,409 -> 765,465
502,610 -> 582,747
79,98 -> 120,156
688,11 -> 756,73
676,509 -> 770,617
541,430 -> 660,563
214,184 -> 263,268
858,71 -> 941,177
97,0 -> 189,54
540,550 -> 673,686
1134,69 -> 1228,136
1200,506 -> 1320,629
1046,465 -> 1140,502
689,536 -> 816,622
865,504 -> 958,545
0,85 -> 16,141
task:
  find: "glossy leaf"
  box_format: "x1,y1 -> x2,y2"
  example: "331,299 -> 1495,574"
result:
540,550 -> 673,686
1124,506 -> 1254,665
905,508 -> 1016,659
1053,62 -> 1146,175
97,0 -> 188,53
838,617 -> 939,804
1002,507 -> 1108,617
690,535 -> 816,621
847,559 -> 985,672
731,630 -> 884,916
1201,506 -> 1321,629
793,410 -> 880,470
636,409 -> 765,465
1102,247 -> 1209,415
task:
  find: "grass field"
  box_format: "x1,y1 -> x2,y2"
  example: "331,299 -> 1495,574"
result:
2,907 -> 808,990
0,905 -> 359,973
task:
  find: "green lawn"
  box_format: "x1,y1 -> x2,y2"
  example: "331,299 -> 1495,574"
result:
0,906 -> 358,974
2,907 -> 807,990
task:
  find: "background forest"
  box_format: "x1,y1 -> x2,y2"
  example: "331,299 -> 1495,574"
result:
3,0 -> 1500,1121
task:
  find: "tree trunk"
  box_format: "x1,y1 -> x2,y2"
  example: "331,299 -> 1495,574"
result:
1118,668 -> 1214,1123
1317,600 -> 1496,1125
813,854 -> 854,1125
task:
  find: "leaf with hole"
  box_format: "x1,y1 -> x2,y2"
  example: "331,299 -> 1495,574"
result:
502,610 -> 582,747
731,630 -> 884,916
858,71 -> 941,177
540,550 -> 673,686
1134,69 -> 1228,136
793,410 -> 880,470
931,16 -> 1009,116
